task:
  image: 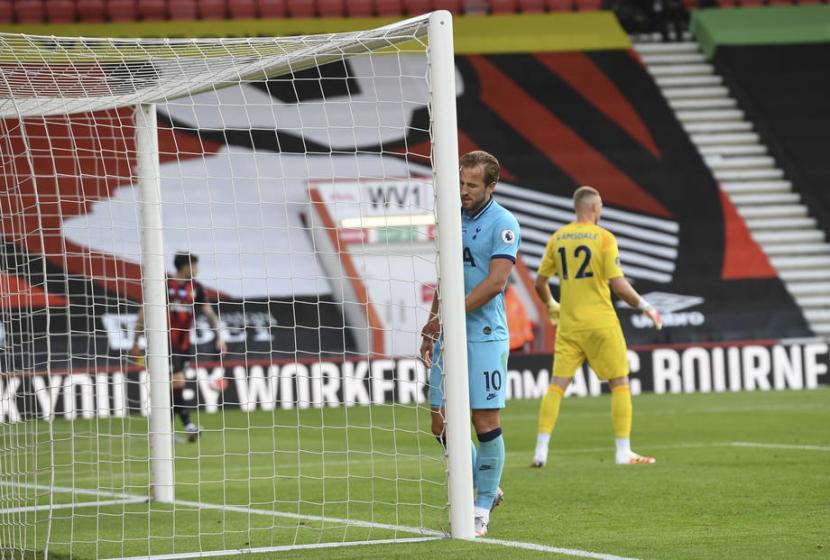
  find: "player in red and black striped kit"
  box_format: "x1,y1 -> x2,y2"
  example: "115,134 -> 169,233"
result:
131,253 -> 226,442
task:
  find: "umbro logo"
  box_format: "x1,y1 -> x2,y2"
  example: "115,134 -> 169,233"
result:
616,291 -> 703,314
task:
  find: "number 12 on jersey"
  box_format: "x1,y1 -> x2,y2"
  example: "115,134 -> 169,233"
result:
557,245 -> 594,280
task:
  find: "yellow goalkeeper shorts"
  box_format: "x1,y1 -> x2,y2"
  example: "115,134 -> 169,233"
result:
552,325 -> 629,381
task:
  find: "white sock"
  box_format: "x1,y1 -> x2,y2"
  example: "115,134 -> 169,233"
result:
534,434 -> 549,462
474,507 -> 490,523
615,438 -> 631,460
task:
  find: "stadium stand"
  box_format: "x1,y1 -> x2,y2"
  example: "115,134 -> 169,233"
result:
199,0 -> 227,18
345,0 -> 374,16
286,0 -> 315,16
136,0 -> 167,19
77,0 -> 107,20
1,0 -> 829,23
258,0 -> 287,17
169,0 -> 198,19
318,0 -> 345,16
12,0 -> 45,23
109,0 -> 138,19
45,0 -> 77,21
227,0 -> 257,17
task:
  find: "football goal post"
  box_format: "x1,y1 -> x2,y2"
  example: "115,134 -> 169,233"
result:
0,11 -> 474,558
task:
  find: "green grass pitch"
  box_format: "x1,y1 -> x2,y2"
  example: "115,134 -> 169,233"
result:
4,388 -> 828,559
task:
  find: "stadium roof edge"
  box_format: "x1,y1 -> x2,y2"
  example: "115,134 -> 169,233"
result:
0,12 -> 630,54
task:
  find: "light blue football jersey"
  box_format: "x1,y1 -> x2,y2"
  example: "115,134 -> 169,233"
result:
461,197 -> 521,342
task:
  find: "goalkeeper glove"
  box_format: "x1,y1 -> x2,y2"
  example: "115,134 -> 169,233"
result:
546,298 -> 560,327
637,298 -> 663,330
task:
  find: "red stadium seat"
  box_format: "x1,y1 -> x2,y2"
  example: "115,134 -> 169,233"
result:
77,0 -> 106,20
317,0 -> 345,16
518,0 -> 545,11
376,0 -> 404,15
796,0 -> 822,5
739,0 -> 764,6
137,0 -> 167,19
0,1 -> 12,23
682,0 -> 699,9
228,0 -> 257,17
346,0 -> 374,16
490,0 -> 518,12
463,0 -> 489,13
46,0 -> 77,22
432,0 -> 461,12
169,0 -> 197,19
716,0 -> 737,7
108,0 -> 138,20
286,0 -> 315,16
546,0 -> 573,9
767,0 -> 791,5
575,0 -> 600,10
403,0 -> 431,13
14,0 -> 46,23
258,0 -> 286,16
200,0 -> 227,18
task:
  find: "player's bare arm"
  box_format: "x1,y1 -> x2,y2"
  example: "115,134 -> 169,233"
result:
465,257 -> 513,313
419,291 -> 441,367
609,276 -> 662,330
534,274 -> 560,326
200,302 -> 228,354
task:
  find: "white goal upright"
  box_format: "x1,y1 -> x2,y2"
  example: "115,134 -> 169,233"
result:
0,11 -> 473,558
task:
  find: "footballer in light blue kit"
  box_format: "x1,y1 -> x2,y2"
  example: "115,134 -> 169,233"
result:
419,150 -> 520,538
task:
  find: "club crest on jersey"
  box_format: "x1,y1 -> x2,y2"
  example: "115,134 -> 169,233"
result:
501,229 -> 516,244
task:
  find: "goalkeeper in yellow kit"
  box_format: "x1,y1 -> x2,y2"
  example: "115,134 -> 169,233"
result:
531,186 -> 662,467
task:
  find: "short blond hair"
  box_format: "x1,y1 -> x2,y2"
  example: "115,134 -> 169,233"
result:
459,150 -> 500,186
573,185 -> 600,210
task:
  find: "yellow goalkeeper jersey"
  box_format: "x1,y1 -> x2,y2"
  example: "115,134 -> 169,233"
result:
538,222 -> 624,333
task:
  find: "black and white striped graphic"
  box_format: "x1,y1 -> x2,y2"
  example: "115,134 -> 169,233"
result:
496,184 -> 679,284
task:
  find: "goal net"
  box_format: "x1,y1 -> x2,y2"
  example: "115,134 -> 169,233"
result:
0,12 -> 474,558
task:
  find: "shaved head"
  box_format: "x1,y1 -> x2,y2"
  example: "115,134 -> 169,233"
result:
573,186 -> 600,210
573,186 -> 602,224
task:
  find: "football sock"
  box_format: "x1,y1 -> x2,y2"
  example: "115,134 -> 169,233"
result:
538,384 -> 564,435
471,439 -> 478,490
172,388 -> 191,428
436,436 -> 478,490
611,384 -> 632,439
474,428 -> 504,511
534,433 -> 550,463
611,385 -> 632,460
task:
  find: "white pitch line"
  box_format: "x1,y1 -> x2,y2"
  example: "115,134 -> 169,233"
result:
1,480 -> 641,559
0,480 -> 140,501
0,497 -> 147,515
730,441 -> 830,452
479,537 -> 640,560
172,497 -> 443,536
108,537 -> 442,560
0,480 -> 442,538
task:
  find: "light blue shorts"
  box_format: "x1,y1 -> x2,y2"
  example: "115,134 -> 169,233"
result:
428,338 -> 509,410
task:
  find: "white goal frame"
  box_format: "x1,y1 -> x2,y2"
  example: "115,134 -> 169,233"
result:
8,9 -> 475,547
